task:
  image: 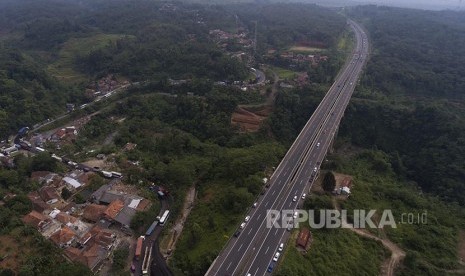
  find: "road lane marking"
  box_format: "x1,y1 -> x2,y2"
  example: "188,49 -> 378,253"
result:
238,243 -> 243,252
271,190 -> 275,196
226,262 -> 232,271
265,246 -> 270,254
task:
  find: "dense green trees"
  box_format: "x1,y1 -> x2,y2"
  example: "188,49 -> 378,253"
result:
322,171 -> 336,192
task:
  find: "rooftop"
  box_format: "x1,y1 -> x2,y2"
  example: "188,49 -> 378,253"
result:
103,199 -> 125,220
83,204 -> 107,223
50,226 -> 76,246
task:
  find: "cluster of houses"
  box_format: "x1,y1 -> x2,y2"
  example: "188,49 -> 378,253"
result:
21,170 -> 151,272
277,51 -> 329,66
209,29 -> 253,49
85,74 -> 129,99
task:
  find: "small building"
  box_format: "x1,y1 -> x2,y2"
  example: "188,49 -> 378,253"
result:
123,142 -> 137,151
341,186 -> 351,195
82,204 -> 107,223
90,226 -> 116,250
63,176 -> 82,190
296,228 -> 311,249
103,199 -> 125,221
21,210 -> 52,232
27,191 -> 49,213
99,190 -> 124,205
50,226 -> 76,248
114,206 -> 137,228
55,212 -> 78,225
39,186 -> 60,204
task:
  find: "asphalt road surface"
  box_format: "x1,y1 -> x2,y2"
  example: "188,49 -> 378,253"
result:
206,19 -> 369,276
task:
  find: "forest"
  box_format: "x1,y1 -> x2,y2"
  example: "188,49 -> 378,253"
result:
0,1 -> 347,275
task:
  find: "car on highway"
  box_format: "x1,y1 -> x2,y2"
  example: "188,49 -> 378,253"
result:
293,211 -> 298,219
278,243 -> 284,252
292,195 -> 297,202
267,262 -> 275,273
273,252 -> 280,262
253,202 -> 258,208
316,142 -> 320,147
234,230 -> 241,237
245,216 -> 250,222
301,193 -> 306,199
313,167 -> 318,172
240,222 -> 246,229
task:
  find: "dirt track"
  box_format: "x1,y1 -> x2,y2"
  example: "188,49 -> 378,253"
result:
335,196 -> 405,276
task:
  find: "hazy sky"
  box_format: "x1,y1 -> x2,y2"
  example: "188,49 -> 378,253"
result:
308,0 -> 464,10
366,0 -> 462,9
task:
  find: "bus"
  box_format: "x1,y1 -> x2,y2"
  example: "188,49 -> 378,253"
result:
145,220 -> 158,236
159,210 -> 170,226
111,171 -> 123,178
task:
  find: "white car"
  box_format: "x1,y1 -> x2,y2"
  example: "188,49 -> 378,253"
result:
245,216 -> 250,222
293,212 -> 298,219
313,167 -> 318,172
253,202 -> 258,208
316,142 -> 320,147
278,243 -> 284,252
273,252 -> 280,262
240,222 -> 246,229
301,193 -> 306,199
292,195 -> 297,202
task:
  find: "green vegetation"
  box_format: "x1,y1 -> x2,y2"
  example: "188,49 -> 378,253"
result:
322,171 -> 336,192
48,34 -> 132,83
276,228 -> 386,276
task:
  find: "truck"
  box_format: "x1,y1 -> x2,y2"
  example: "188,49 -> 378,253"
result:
101,171 -> 113,178
19,141 -> 31,150
18,127 -> 29,137
2,146 -> 18,156
135,236 -> 145,260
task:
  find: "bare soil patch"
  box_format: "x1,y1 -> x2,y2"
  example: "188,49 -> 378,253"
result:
231,106 -> 272,132
0,235 -> 31,272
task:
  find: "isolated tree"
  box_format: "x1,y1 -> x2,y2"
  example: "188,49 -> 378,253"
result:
322,171 -> 336,192
61,187 -> 72,200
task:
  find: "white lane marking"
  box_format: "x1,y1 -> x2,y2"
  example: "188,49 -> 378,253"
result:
271,190 -> 275,196
248,228 -> 253,235
226,262 -> 232,271
238,243 -> 243,252
265,246 -> 270,254
274,228 -> 279,236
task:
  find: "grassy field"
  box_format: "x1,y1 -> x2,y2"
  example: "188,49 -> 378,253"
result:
289,46 -> 323,53
47,34 -> 133,83
272,66 -> 297,80
276,228 -> 386,276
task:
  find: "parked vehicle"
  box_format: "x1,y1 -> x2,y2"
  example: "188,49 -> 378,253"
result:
135,236 -> 145,260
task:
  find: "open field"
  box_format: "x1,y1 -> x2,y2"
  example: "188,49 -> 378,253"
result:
272,66 -> 297,80
289,46 -> 323,52
231,106 -> 272,132
48,34 -> 133,83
